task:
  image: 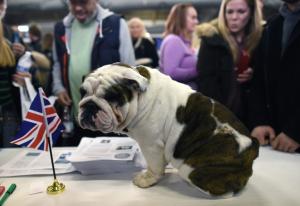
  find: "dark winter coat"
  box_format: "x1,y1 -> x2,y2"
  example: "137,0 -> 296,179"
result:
249,14 -> 300,143
195,23 -> 253,127
132,37 -> 159,68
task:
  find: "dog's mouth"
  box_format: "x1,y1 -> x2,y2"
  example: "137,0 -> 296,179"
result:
78,100 -> 123,133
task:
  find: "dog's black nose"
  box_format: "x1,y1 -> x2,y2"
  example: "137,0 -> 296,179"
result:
80,100 -> 100,129
83,100 -> 100,114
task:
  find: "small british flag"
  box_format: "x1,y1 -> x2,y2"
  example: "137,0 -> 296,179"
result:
11,88 -> 64,151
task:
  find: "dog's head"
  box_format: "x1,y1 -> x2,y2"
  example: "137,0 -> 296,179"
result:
78,63 -> 149,133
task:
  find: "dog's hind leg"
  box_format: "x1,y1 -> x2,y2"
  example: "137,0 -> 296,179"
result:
186,164 -> 252,197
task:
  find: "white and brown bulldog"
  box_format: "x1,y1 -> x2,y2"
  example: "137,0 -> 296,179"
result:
78,63 -> 259,197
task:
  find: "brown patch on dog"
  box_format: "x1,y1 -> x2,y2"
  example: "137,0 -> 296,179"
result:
174,93 -> 259,196
104,82 -> 134,106
213,102 -> 250,136
135,65 -> 151,80
175,94 -> 216,158
112,62 -> 133,68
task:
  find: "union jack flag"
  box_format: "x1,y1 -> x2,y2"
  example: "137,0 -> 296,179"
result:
11,88 -> 64,151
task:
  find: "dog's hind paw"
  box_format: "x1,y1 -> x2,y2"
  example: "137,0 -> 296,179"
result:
133,170 -> 159,188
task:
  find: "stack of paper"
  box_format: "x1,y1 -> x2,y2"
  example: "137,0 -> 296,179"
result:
67,137 -> 144,175
0,150 -> 75,177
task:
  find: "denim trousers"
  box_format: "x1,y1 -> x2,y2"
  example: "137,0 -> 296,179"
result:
0,103 -> 20,148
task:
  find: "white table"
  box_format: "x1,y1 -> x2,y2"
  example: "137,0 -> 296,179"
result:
0,147 -> 299,206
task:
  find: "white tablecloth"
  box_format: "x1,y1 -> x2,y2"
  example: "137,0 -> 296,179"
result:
0,146 -> 299,206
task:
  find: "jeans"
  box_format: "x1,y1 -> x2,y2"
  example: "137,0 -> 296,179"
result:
0,104 -> 20,147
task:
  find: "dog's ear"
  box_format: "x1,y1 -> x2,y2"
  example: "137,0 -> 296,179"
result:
121,70 -> 149,92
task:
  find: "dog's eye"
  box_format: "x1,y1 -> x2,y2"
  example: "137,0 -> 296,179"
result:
104,85 -> 129,106
80,87 -> 87,98
104,86 -> 121,103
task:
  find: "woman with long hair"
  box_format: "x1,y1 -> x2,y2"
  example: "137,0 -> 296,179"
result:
159,3 -> 199,89
196,0 -> 263,128
128,17 -> 159,68
0,21 -> 31,147
0,20 -> 18,147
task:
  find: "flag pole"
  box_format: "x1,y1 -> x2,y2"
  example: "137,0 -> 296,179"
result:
38,88 -> 65,195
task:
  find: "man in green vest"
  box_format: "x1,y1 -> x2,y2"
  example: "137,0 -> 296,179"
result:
52,0 -> 135,144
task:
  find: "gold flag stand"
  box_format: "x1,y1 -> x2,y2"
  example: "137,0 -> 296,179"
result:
47,179 -> 65,195
38,88 -> 66,195
47,124 -> 66,195
45,135 -> 66,195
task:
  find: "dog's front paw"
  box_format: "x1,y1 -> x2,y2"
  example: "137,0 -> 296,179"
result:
133,170 -> 160,188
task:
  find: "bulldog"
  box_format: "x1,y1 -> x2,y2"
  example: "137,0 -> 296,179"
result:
78,63 -> 259,197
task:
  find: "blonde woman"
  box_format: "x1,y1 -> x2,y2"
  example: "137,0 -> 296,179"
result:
159,3 -> 199,89
0,21 -> 18,147
196,0 -> 263,128
0,21 -> 32,147
128,17 -> 159,67
128,17 -> 158,68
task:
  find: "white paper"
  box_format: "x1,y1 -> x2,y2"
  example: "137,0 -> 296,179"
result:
67,137 -> 142,175
19,77 -> 37,120
0,149 -> 75,177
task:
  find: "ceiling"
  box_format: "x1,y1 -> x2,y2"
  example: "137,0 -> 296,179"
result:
7,0 -> 282,10
5,0 -> 282,25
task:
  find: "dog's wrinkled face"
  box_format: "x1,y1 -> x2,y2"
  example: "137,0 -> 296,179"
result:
78,63 -> 148,133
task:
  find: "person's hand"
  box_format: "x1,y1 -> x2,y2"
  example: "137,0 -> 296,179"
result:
271,132 -> 300,153
251,126 -> 276,145
236,67 -> 253,83
57,91 -> 72,106
11,43 -> 25,58
12,72 -> 32,87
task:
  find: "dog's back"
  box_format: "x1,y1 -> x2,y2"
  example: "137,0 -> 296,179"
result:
136,67 -> 259,196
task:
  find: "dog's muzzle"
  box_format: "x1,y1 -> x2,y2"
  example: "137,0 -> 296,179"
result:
78,98 -> 119,133
79,100 -> 100,129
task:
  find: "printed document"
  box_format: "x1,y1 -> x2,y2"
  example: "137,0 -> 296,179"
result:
0,149 -> 75,177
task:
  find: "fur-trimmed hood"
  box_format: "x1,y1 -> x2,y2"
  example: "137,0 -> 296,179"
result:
194,19 -> 228,49
195,19 -> 219,38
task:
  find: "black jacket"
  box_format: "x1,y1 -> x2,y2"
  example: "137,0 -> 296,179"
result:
132,37 -> 159,68
195,23 -> 253,127
250,14 -> 300,143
